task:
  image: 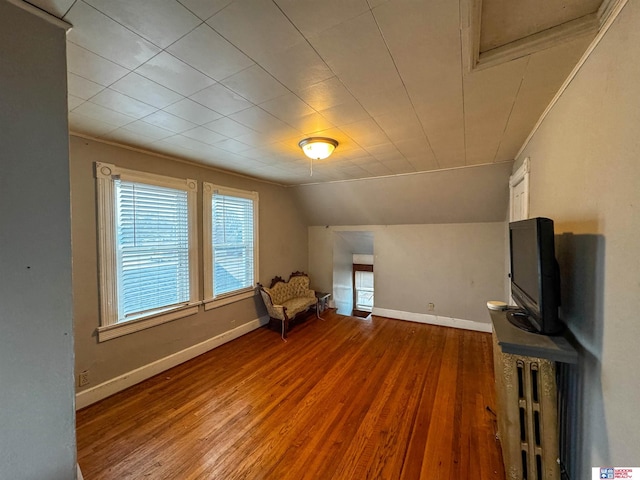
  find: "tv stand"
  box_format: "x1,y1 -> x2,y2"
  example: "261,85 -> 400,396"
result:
506,309 -> 538,333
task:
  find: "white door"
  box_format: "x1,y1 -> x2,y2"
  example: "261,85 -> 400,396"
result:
508,158 -> 530,302
509,157 -> 530,222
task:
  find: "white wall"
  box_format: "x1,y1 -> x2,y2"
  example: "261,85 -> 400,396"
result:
515,1 -> 640,476
309,223 -> 506,327
332,233 -> 355,315
353,254 -> 374,265
0,3 -> 76,478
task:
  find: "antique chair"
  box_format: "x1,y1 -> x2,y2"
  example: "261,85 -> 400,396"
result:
257,272 -> 318,340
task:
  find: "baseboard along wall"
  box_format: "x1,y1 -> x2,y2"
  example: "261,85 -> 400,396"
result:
75,316 -> 269,410
371,308 -> 492,333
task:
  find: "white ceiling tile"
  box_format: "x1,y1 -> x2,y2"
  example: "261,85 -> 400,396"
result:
135,52 -> 216,96
463,58 -> 528,165
121,120 -> 175,140
309,11 -> 381,62
394,137 -> 434,158
111,72 -> 184,108
64,1 -> 161,70
297,77 -> 355,111
360,162 -> 393,176
163,98 -> 223,124
167,24 -> 254,81
229,107 -> 299,139
214,138 -> 253,154
204,117 -> 256,137
381,158 -> 416,174
320,100 -> 370,126
68,111 -> 118,137
358,86 -> 415,118
365,142 -> 402,159
73,101 -> 138,127
102,128 -> 157,147
66,42 -> 129,87
82,0 -> 201,49
181,126 -> 227,145
374,0 -> 465,169
274,0 -> 370,37
26,0 -> 75,17
310,13 -> 404,99
207,0 -> 302,59
163,133 -> 215,153
67,72 -> 104,100
60,0 -> 593,185
189,83 -> 253,115
68,95 -> 85,111
221,65 -> 289,104
292,113 -> 335,136
374,112 -> 425,142
339,118 -> 388,147
406,157 -> 439,173
177,0 -> 234,21
259,41 -> 334,93
259,93 -> 315,123
142,111 -> 198,133
234,132 -> 280,148
90,88 -> 158,118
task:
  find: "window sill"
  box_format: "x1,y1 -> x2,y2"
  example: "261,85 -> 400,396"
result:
204,289 -> 257,311
97,303 -> 200,342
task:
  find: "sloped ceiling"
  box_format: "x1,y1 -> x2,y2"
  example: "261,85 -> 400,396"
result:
24,0 -> 601,186
290,161 -> 513,226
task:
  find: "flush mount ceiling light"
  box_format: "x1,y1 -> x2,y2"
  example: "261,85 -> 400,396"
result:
298,137 -> 339,160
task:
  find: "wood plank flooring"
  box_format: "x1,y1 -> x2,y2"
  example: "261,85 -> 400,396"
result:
76,311 -> 505,479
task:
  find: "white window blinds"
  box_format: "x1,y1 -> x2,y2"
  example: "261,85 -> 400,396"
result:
115,180 -> 190,319
211,192 -> 255,297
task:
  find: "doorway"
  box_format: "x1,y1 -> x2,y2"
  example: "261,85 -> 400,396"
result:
332,232 -> 374,316
352,263 -> 374,318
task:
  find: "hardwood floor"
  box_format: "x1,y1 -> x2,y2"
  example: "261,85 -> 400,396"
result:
76,311 -> 505,479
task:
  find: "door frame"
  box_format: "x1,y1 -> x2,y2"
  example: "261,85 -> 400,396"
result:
509,157 -> 530,222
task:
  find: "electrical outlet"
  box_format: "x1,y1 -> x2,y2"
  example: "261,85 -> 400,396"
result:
428,302 -> 435,311
78,371 -> 89,387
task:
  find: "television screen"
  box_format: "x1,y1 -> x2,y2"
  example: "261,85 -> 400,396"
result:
508,217 -> 562,335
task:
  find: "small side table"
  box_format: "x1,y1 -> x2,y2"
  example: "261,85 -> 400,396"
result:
315,292 -> 331,317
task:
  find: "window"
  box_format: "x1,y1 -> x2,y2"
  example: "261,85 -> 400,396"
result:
353,264 -> 374,316
203,183 -> 258,309
96,162 -> 199,341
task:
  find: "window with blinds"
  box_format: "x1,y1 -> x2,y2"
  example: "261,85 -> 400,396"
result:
115,180 -> 190,319
95,162 -> 198,340
203,183 -> 258,304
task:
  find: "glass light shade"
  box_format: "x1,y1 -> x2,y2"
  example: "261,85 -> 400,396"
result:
298,137 -> 338,160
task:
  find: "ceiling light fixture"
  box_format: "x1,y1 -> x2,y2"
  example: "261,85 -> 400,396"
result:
298,137 -> 338,160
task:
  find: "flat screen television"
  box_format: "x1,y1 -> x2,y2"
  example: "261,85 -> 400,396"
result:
508,217 -> 563,335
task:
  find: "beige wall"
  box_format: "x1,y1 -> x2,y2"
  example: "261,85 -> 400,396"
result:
515,1 -> 640,475
70,136 -> 308,391
0,3 -> 76,478
309,223 -> 506,325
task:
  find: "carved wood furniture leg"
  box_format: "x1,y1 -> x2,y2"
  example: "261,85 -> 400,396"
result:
281,310 -> 289,341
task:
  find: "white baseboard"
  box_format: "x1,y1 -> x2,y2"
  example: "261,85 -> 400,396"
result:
371,308 -> 492,333
76,316 -> 269,410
